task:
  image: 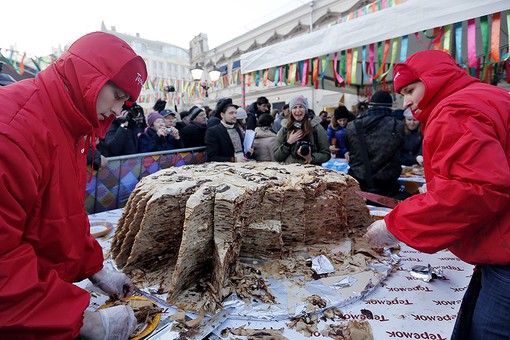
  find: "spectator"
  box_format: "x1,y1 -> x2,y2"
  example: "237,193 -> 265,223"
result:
175,110 -> 190,131
99,101 -> 145,156
236,107 -> 248,132
205,101 -> 250,162
273,103 -> 289,133
327,106 -> 350,159
273,95 -> 330,165
0,31 -> 146,339
180,107 -> 208,148
252,113 -> 277,162
247,96 -> 271,130
364,49 -> 510,340
207,98 -> 233,128
344,90 -> 405,198
161,109 -> 177,129
138,111 -> 183,152
400,108 -> 423,166
319,110 -> 330,131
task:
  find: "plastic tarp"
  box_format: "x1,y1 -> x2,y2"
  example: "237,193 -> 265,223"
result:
241,0 -> 510,73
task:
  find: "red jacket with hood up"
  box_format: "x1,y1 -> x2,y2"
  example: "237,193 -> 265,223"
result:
387,50 -> 510,265
0,32 -> 145,338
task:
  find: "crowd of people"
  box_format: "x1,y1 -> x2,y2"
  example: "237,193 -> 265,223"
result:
92,90 -> 423,180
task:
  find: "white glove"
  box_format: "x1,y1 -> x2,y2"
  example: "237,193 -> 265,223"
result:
363,219 -> 400,248
90,269 -> 134,300
416,155 -> 424,166
419,183 -> 427,193
81,305 -> 137,340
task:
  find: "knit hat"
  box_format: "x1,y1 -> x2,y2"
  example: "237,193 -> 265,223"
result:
289,95 -> 309,111
334,106 -> 350,120
147,112 -> 164,127
190,107 -> 205,121
160,109 -> 175,117
180,110 -> 191,120
403,108 -> 414,119
393,63 -> 420,94
236,107 -> 247,120
368,91 -> 393,108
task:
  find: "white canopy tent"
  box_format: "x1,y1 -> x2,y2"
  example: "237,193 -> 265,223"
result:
241,0 -> 510,74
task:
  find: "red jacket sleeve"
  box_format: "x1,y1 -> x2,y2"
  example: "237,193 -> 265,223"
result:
386,106 -> 510,261
0,137 -> 91,338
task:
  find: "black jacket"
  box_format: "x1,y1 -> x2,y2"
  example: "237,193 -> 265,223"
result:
99,119 -> 139,156
344,108 -> 405,194
205,123 -> 245,162
180,121 -> 207,148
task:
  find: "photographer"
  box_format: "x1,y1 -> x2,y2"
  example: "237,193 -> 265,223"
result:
138,111 -> 183,153
99,101 -> 146,157
273,95 -> 330,165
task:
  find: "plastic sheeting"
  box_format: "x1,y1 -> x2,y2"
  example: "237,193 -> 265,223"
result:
241,0 -> 510,73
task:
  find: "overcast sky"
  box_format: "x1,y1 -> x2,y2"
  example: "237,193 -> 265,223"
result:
1,0 -> 309,56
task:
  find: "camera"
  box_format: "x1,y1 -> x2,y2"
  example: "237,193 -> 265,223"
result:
291,140 -> 312,159
296,140 -> 312,156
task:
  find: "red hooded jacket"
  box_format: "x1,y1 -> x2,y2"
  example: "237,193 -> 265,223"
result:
387,50 -> 510,265
0,32 -> 146,338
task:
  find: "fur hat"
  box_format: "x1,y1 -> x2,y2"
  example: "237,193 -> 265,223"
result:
368,91 -> 393,108
393,63 -> 420,94
289,95 -> 309,111
236,107 -> 247,120
215,98 -> 233,114
147,111 -> 164,127
334,106 -> 350,120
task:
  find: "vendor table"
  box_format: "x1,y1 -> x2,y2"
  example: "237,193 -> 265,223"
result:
84,209 -> 472,340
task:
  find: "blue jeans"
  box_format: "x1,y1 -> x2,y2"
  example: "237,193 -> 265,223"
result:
451,264 -> 510,339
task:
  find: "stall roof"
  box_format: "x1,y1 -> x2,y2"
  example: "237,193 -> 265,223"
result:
241,0 -> 510,73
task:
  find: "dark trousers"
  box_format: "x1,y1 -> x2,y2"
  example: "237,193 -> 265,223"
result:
451,264 -> 510,339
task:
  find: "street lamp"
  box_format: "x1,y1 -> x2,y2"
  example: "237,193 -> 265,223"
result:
190,63 -> 204,81
190,63 -> 222,102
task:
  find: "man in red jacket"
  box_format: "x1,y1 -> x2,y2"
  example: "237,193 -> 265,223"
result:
0,32 -> 147,339
364,50 -> 510,339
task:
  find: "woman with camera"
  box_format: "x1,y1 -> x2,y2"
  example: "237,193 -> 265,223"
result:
273,95 -> 330,165
138,111 -> 183,153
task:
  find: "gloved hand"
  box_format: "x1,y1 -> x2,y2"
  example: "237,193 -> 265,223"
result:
90,269 -> 134,300
80,305 -> 137,340
363,219 -> 400,249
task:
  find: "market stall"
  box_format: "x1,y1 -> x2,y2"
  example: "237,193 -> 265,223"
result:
241,0 -> 510,95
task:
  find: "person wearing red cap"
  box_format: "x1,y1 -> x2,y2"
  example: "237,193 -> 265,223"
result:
364,50 -> 510,339
0,32 -> 147,338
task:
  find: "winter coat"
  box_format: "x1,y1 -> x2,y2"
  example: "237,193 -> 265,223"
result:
0,33 -> 141,337
252,127 -> 277,161
138,127 -> 183,153
387,50 -> 510,265
327,124 -> 348,158
273,117 -> 331,165
400,128 -> 423,166
246,101 -> 264,130
180,121 -> 207,148
205,123 -> 245,162
344,108 -> 405,194
100,118 -> 140,156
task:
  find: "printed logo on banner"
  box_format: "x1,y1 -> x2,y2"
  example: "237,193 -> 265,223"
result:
386,285 -> 433,292
385,330 -> 448,339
